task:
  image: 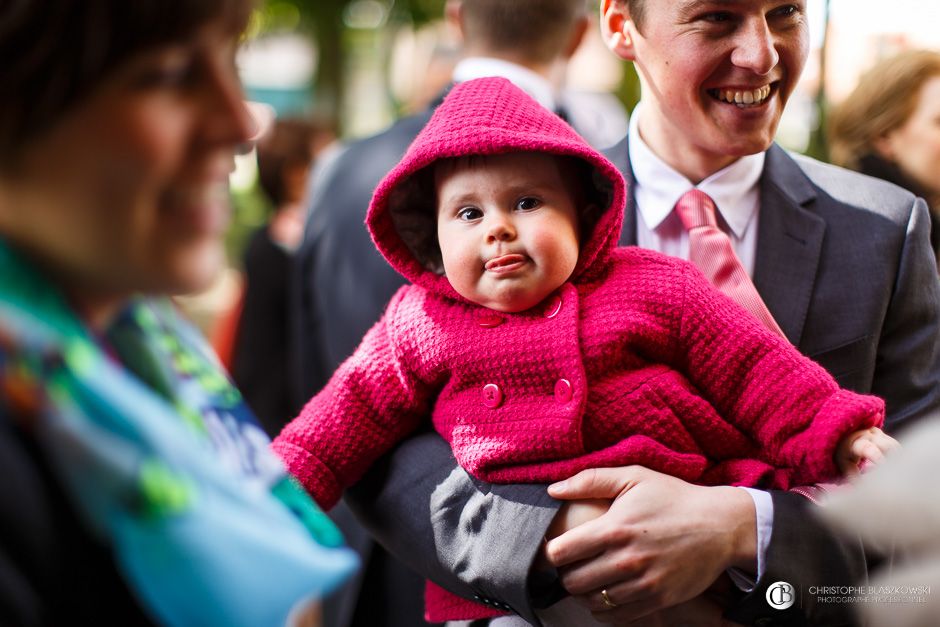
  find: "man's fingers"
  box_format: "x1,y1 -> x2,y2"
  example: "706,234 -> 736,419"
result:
586,594 -> 663,624
545,515 -> 616,568
556,546 -> 646,595
548,465 -> 646,500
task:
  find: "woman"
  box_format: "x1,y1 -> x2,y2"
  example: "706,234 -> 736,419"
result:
0,2 -> 356,626
829,50 -> 940,264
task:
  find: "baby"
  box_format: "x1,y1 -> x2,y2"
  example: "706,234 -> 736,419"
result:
274,77 -> 895,622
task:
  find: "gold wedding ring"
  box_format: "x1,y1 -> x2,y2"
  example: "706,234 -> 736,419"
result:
601,588 -> 618,609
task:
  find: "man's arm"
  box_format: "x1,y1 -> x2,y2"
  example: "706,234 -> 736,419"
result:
726,491 -> 870,627
344,430 -> 563,625
871,198 -> 940,431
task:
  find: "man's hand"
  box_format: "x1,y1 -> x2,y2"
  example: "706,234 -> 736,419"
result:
543,466 -> 756,623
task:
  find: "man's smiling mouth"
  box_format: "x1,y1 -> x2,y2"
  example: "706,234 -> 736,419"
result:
707,84 -> 773,107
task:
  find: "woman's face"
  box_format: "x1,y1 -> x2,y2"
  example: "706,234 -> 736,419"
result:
0,23 -> 253,319
880,75 -> 940,201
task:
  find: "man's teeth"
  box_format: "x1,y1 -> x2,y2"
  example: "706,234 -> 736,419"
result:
711,85 -> 772,106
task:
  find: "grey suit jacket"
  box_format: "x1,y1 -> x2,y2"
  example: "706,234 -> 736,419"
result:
346,141 -> 940,627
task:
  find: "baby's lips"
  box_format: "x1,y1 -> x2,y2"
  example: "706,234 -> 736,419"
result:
484,253 -> 526,271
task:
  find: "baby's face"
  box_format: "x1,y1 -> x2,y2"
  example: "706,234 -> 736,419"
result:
435,152 -> 580,312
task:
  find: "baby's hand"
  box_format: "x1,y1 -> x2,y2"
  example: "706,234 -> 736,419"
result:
836,427 -> 900,477
545,498 -> 610,540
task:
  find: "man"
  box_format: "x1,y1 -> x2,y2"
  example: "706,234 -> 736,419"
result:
343,1 -> 940,625
289,2 -> 599,625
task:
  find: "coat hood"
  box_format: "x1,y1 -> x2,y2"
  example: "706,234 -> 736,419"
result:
366,76 -> 626,303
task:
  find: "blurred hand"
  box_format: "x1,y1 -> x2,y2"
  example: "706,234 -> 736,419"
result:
544,466 -> 756,623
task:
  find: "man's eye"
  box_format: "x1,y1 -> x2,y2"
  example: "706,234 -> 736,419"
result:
457,207 -> 482,221
516,197 -> 541,211
701,11 -> 732,23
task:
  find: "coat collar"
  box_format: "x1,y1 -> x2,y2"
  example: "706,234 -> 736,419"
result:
608,139 -> 825,346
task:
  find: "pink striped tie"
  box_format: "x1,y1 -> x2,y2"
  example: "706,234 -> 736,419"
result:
674,189 -> 785,337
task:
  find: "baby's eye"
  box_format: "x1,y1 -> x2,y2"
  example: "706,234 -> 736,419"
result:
457,207 -> 483,221
516,197 -> 541,211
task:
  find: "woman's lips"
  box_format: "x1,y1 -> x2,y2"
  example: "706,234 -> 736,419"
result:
485,253 -> 527,274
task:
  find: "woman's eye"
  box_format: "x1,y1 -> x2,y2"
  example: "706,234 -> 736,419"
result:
457,207 -> 482,221
130,53 -> 198,89
516,197 -> 541,211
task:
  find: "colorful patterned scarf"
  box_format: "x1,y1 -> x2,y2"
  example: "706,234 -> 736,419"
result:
0,239 -> 357,627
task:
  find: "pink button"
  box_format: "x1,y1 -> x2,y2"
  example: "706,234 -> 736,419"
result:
482,383 -> 504,408
544,295 -> 562,318
554,378 -> 573,403
477,313 -> 505,328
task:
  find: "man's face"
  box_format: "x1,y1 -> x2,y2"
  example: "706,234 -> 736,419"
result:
602,0 -> 809,181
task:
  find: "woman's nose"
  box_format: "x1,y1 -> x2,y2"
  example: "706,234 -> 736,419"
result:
200,55 -> 255,147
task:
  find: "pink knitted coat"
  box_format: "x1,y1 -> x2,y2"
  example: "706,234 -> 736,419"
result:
273,77 -> 884,622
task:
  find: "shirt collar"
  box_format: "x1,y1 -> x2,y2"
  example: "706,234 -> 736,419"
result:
452,57 -> 557,112
628,103 -> 765,237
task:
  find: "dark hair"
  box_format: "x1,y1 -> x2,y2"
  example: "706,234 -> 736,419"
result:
0,0 -> 253,165
460,0 -> 588,65
256,118 -> 323,207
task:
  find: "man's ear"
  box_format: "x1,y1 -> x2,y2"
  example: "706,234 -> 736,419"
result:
600,0 -> 637,61
445,0 -> 464,44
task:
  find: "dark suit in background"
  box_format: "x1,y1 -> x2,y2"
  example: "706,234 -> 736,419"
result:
344,140 -> 940,626
289,109 -> 435,627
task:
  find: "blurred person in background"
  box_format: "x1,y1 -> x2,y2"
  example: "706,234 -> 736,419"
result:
0,2 -> 355,626
288,2 -> 609,626
829,49 -> 940,266
231,117 -> 331,436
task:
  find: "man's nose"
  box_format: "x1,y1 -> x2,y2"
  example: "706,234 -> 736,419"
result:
730,18 -> 779,75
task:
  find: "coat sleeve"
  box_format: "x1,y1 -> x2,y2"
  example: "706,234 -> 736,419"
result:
871,197 -> 940,430
675,263 -> 884,485
272,288 -> 433,510
344,430 -> 563,626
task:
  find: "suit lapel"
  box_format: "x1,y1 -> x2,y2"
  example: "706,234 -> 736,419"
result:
753,145 -> 826,346
604,136 -> 638,246
611,139 -> 824,346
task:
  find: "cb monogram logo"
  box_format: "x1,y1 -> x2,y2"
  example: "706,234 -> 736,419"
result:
766,581 -> 796,610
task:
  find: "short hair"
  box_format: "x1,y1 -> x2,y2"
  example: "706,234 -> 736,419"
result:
256,118 -> 322,208
460,0 -> 589,65
829,50 -> 940,170
0,0 -> 253,167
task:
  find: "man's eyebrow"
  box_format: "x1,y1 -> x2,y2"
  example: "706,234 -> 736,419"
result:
676,0 -> 741,17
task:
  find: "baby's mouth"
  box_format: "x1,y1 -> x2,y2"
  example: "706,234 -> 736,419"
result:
485,254 -> 527,273
707,83 -> 775,107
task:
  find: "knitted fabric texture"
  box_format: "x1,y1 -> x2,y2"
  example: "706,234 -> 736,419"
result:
273,77 -> 885,622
